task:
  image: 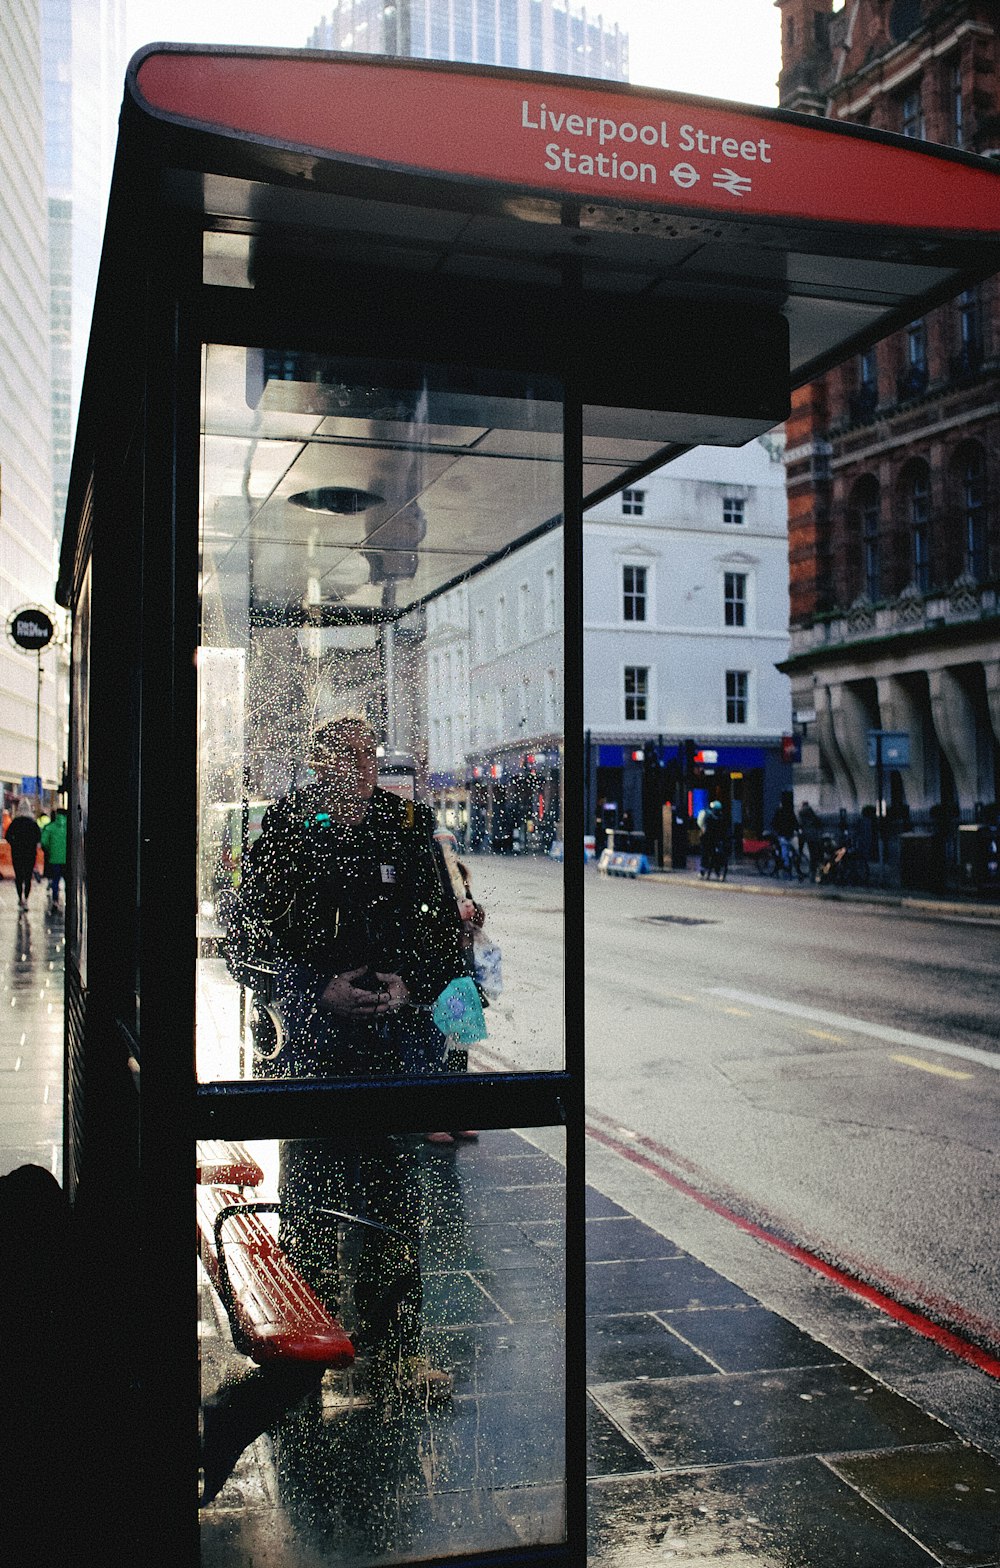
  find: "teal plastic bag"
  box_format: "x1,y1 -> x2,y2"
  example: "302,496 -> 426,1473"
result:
432,976 -> 487,1044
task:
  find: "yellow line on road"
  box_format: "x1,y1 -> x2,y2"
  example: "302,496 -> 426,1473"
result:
805,1028 -> 843,1043
891,1053 -> 973,1081
723,1006 -> 752,1018
665,991 -> 698,1004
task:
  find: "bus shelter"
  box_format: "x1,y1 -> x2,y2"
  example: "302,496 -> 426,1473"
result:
56,46 -> 1000,1565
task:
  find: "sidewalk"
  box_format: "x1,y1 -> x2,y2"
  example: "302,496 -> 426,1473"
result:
3,877 -> 999,1565
639,857 -> 1000,923
0,879 -> 65,1183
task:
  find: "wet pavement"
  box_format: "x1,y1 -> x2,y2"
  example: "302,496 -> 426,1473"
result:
0,878 -> 65,1183
584,1183 -> 1000,1565
3,874 -> 1000,1564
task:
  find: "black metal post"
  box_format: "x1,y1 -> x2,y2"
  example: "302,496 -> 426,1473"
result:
35,651 -> 42,804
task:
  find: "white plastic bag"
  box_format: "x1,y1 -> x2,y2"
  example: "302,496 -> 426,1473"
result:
472,927 -> 502,1000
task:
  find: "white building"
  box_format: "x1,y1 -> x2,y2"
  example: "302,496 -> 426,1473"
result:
425,433 -> 792,856
583,436 -> 793,847
427,528 -> 563,852
0,1 -> 58,807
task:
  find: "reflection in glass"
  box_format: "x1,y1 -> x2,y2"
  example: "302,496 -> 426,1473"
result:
198,1130 -> 567,1562
196,347 -> 566,1083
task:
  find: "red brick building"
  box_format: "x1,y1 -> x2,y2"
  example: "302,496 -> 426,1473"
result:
775,0 -> 1000,874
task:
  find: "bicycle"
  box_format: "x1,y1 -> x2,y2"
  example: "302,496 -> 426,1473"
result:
816,835 -> 871,887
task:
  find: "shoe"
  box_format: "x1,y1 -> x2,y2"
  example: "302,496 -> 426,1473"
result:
424,1132 -> 455,1145
390,1354 -> 453,1404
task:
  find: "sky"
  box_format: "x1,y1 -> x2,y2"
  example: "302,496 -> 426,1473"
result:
125,0 -> 783,107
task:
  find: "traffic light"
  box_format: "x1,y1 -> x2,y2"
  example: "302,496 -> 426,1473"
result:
683,738 -> 697,777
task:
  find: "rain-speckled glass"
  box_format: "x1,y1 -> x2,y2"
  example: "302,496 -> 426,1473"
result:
198,1128 -> 567,1562
196,346 -> 566,1083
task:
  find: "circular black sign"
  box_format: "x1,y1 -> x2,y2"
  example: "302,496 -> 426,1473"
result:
8,607 -> 54,651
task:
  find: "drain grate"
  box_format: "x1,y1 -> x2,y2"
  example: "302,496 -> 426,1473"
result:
642,915 -> 718,926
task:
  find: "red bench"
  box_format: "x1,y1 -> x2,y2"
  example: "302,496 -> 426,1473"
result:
197,1142 -> 355,1369
196,1139 -> 265,1188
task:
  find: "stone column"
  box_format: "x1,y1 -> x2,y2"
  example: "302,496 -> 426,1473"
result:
928,666 -> 980,812
816,682 -> 858,812
829,680 -> 878,809
875,674 -> 930,812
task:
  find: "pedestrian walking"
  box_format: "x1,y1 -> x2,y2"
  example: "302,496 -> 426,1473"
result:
40,806 -> 68,912
770,791 -> 801,878
5,800 -> 41,912
798,801 -> 822,883
698,800 -> 728,879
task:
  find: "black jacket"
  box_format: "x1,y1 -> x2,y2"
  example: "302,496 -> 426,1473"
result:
235,786 -> 463,1007
5,816 -> 41,863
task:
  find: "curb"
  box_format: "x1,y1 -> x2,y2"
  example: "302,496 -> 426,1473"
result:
631,867 -> 1000,923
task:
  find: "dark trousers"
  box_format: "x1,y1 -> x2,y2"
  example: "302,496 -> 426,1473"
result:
278,1134 -> 423,1353
11,854 -> 34,901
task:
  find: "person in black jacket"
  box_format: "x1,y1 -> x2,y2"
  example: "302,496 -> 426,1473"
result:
5,799 -> 41,912
232,715 -> 466,1398
238,715 -> 465,1076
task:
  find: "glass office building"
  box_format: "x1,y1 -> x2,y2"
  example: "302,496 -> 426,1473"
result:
307,0 -> 629,80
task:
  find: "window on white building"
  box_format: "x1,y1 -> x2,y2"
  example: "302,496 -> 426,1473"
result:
622,487 -> 645,516
624,665 -> 648,722
622,564 -> 647,622
475,606 -> 486,659
726,670 -> 748,725
496,594 -> 507,651
723,496 -> 745,526
543,565 -> 556,629
518,580 -> 531,640
544,667 -> 558,728
724,572 -> 747,627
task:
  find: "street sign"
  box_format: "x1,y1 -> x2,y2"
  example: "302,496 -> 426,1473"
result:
7,607 -> 54,651
867,730 -> 910,767
21,776 -> 42,796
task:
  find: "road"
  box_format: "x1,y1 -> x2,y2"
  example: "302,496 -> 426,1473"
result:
467,853 -> 1000,1358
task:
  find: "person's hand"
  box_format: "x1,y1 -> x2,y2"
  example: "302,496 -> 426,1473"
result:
319,967 -> 409,1016
371,972 -> 409,1011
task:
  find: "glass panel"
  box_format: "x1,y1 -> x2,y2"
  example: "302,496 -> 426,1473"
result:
197,348 -> 565,1081
198,1127 -> 566,1561
69,556 -> 91,987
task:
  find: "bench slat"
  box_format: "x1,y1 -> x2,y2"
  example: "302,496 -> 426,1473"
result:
196,1139 -> 265,1188
197,1185 -> 354,1367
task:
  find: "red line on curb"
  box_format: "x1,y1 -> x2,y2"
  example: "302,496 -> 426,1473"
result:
586,1120 -> 1000,1382
588,1108 -> 1000,1347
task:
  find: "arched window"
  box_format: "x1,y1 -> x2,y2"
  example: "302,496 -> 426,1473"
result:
957,445 -> 987,581
948,443 -> 988,583
900,459 -> 931,592
849,476 -> 881,601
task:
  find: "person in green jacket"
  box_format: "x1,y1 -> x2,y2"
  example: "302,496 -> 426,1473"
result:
39,807 -> 67,912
